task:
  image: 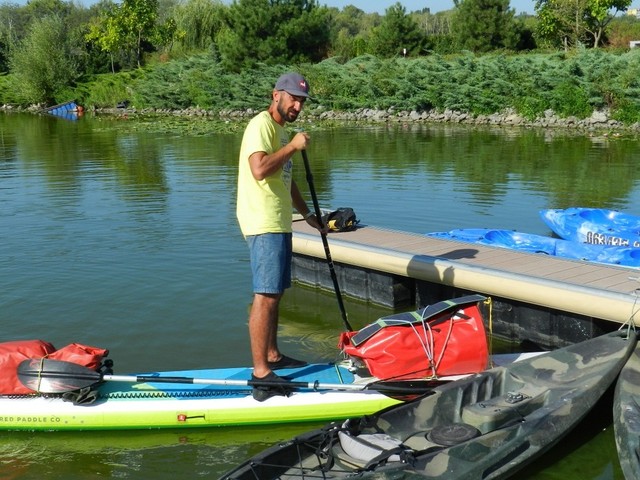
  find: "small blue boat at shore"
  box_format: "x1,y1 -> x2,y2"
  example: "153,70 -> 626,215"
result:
46,101 -> 82,121
426,228 -> 640,268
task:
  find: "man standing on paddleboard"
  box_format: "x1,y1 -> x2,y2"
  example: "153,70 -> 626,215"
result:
236,72 -> 324,402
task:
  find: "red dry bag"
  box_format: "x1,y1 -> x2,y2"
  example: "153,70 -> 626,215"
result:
49,343 -> 109,371
338,295 -> 489,380
0,340 -> 109,395
0,340 -> 56,394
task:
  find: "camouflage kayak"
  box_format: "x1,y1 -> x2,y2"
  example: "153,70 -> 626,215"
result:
614,336 -> 640,480
221,330 -> 636,480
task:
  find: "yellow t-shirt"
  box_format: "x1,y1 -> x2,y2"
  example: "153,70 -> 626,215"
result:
236,111 -> 293,237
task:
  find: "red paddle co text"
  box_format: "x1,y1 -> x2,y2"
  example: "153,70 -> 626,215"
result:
0,415 -> 62,424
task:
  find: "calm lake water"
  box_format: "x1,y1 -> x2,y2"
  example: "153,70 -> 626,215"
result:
2,111 -> 640,479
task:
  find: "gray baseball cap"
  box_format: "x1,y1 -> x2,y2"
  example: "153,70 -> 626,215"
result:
275,72 -> 311,98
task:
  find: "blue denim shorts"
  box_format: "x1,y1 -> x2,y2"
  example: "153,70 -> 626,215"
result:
247,233 -> 292,294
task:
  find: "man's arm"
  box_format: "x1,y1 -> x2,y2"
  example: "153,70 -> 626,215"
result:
249,132 -> 309,180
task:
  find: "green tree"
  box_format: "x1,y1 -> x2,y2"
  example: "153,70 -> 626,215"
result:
535,0 -> 632,48
217,0 -> 331,71
608,14 -> 640,48
535,0 -> 578,48
119,0 -> 160,67
86,0 -> 165,70
330,5 -> 366,37
86,2 -> 125,73
515,13 -> 539,50
155,16 -> 178,55
369,2 -> 426,57
171,0 -> 225,52
327,5 -> 374,59
416,9 -> 453,37
452,0 -> 520,52
412,9 -> 459,54
0,0 -> 76,73
9,14 -> 80,104
0,4 -> 24,72
23,0 -> 73,19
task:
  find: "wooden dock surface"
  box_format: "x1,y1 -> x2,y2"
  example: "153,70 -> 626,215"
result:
292,221 -> 640,325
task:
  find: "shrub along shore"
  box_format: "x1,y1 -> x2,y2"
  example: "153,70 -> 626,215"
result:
115,105 -> 636,131
3,102 -> 635,136
3,50 -> 640,135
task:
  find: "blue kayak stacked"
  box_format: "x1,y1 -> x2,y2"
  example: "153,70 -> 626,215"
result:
540,207 -> 640,248
45,101 -> 81,121
426,227 -> 640,268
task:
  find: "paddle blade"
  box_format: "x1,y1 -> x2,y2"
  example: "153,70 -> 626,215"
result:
367,379 -> 443,401
18,358 -> 102,393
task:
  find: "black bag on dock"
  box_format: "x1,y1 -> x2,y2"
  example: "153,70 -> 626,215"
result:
322,208 -> 359,232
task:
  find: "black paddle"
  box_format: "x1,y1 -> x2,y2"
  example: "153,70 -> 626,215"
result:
301,149 -> 353,332
17,358 -> 440,397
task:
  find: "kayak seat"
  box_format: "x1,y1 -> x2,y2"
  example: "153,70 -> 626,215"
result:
461,386 -> 550,434
334,431 -> 413,471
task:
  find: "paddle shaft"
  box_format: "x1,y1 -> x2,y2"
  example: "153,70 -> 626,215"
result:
301,149 -> 353,332
105,374 -> 371,391
18,359 -> 437,395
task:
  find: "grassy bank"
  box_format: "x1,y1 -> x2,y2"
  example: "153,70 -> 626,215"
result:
3,50 -> 640,127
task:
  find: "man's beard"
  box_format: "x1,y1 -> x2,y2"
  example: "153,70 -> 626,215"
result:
277,101 -> 299,123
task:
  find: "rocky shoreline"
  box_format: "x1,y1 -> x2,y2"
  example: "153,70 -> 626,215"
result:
315,106 -> 635,132
5,103 -> 639,133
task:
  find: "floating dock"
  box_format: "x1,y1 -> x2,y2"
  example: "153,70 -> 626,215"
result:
292,221 -> 640,348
